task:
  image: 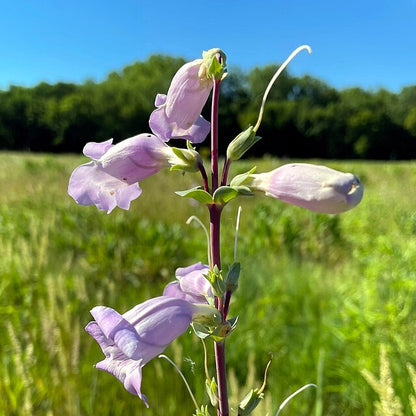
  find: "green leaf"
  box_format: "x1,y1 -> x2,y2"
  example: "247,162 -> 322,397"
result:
213,186 -> 239,204
176,187 -> 213,204
213,186 -> 253,204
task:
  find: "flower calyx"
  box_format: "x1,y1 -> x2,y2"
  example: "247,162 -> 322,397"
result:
192,315 -> 238,341
170,141 -> 203,173
201,48 -> 227,81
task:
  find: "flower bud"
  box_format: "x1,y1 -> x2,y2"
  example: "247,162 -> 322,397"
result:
249,163 -> 363,214
226,126 -> 262,161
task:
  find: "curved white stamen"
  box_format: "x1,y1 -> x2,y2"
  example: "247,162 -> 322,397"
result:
274,383 -> 317,416
158,354 -> 199,409
186,215 -> 210,265
254,45 -> 312,132
234,206 -> 242,262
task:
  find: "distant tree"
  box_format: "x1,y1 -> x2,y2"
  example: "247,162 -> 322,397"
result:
0,54 -> 415,158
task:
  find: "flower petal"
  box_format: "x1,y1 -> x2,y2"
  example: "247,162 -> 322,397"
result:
163,262 -> 212,303
83,139 -> 113,159
68,162 -> 142,213
85,321 -> 149,406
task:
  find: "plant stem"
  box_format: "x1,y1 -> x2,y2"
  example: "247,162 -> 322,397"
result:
209,75 -> 229,416
221,157 -> 231,187
211,79 -> 221,191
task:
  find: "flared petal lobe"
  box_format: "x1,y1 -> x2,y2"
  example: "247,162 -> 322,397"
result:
163,262 -> 212,303
250,163 -> 363,214
85,297 -> 196,407
149,59 -> 212,143
68,134 -> 172,213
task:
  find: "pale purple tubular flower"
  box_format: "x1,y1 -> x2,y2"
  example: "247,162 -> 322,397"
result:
163,262 -> 212,304
149,59 -> 212,143
85,296 -> 197,407
68,133 -> 180,213
249,163 -> 364,214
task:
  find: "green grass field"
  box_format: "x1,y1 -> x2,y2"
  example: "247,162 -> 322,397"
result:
1,152 -> 416,415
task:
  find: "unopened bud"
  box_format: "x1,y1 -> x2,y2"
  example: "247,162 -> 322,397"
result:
226,126 -> 262,161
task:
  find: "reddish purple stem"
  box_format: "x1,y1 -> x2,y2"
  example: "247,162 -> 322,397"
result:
209,76 -> 229,416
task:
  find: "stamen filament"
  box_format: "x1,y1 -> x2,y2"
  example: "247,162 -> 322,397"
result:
274,383 -> 317,416
234,206 -> 242,262
253,45 -> 312,132
186,215 -> 211,265
158,354 -> 199,410
201,338 -> 211,380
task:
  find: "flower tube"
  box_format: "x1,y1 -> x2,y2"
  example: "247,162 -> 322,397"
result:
249,163 -> 363,214
68,134 -> 185,213
149,48 -> 226,143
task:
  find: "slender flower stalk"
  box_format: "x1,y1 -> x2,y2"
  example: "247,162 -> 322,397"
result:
253,45 -> 312,133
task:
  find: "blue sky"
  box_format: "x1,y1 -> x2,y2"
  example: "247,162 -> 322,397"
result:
1,0 -> 415,92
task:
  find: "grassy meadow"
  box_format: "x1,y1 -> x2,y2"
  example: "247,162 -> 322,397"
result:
1,151 -> 416,415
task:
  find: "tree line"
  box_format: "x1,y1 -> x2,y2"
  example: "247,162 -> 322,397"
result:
1,54 -> 415,159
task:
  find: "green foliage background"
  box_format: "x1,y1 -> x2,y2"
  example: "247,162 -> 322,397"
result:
1,152 -> 416,415
1,55 -> 416,159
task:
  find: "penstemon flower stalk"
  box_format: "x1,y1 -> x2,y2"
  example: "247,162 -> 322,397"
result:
68,46 -> 364,416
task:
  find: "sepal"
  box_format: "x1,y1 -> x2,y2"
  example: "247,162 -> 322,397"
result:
226,126 -> 262,161
194,405 -> 211,416
237,389 -> 264,416
225,262 -> 240,293
205,265 -> 226,297
230,167 -> 257,187
205,377 -> 218,407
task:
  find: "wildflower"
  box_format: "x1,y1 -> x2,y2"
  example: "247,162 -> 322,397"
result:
68,133 -> 191,213
163,262 -> 212,304
248,163 -> 363,214
86,296 -> 220,407
149,48 -> 226,143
